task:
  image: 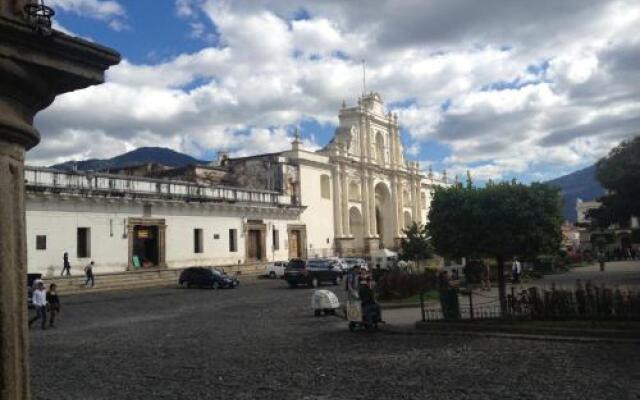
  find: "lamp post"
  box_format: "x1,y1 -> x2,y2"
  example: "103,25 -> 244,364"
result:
0,1 -> 120,398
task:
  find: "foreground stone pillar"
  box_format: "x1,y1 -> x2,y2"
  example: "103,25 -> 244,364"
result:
0,3 -> 119,399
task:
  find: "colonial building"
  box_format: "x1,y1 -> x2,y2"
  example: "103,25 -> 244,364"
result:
25,92 -> 449,275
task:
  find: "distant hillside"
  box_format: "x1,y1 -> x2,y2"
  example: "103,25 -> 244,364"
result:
545,165 -> 605,222
51,147 -> 208,171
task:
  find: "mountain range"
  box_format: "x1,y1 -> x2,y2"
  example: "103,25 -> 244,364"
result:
50,146 -> 603,222
545,164 -> 604,222
50,147 -> 208,172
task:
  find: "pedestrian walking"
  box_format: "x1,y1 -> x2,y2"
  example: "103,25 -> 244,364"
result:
47,283 -> 60,328
511,257 -> 521,284
61,251 -> 71,277
29,281 -> 48,330
84,261 -> 95,288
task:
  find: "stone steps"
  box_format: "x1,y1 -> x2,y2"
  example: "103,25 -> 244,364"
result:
42,264 -> 266,296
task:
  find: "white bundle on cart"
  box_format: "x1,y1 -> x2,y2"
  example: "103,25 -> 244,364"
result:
311,289 -> 340,316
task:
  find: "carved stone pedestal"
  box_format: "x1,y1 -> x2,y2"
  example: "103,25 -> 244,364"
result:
364,237 -> 381,254
0,4 -> 119,399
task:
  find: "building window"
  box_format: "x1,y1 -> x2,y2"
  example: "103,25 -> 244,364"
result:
36,235 -> 46,251
194,229 -> 203,253
320,175 -> 331,199
273,229 -> 279,250
229,229 -> 237,252
77,228 -> 91,258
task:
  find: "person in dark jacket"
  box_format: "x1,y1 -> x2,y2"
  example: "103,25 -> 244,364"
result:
61,252 -> 71,277
84,261 -> 95,288
358,277 -> 381,326
47,283 -> 60,328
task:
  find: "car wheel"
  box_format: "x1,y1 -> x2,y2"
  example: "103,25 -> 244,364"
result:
181,280 -> 190,289
333,275 -> 342,285
269,271 -> 276,279
311,277 -> 319,288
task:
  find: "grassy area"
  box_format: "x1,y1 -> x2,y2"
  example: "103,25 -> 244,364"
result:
380,290 -> 439,304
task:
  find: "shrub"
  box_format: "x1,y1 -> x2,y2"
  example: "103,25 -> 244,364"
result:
376,270 -> 437,301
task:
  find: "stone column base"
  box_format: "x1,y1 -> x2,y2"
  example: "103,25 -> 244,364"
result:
364,237 -> 380,254
334,236 -> 353,257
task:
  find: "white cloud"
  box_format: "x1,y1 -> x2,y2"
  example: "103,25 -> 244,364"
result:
29,0 -> 640,183
49,0 -> 127,30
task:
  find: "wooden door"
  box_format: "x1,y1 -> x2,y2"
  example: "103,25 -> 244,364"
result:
248,230 -> 262,261
289,230 -> 300,259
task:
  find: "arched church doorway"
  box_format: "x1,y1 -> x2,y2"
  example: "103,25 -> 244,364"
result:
374,182 -> 394,248
349,206 -> 365,253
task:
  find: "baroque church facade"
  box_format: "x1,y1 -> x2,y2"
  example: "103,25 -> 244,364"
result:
25,92 -> 449,276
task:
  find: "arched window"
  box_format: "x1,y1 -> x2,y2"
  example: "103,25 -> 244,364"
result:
349,181 -> 360,201
320,175 -> 331,199
375,132 -> 385,165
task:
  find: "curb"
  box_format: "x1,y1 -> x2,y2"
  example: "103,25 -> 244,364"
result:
380,324 -> 640,344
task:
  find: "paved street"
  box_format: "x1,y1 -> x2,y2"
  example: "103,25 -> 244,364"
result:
30,279 -> 640,400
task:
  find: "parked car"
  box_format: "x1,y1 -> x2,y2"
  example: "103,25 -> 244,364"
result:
265,261 -> 288,278
342,257 -> 368,271
178,267 -> 239,289
322,257 -> 349,272
284,258 -> 343,288
27,273 -> 42,309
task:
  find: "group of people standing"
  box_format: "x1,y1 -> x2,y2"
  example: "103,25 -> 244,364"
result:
346,264 -> 382,326
60,252 -> 95,288
28,282 -> 60,330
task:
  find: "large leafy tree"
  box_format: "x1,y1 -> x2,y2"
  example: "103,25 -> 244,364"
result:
591,136 -> 640,227
428,180 -> 563,314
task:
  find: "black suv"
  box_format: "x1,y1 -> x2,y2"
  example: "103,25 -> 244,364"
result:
178,267 -> 239,289
284,258 -> 343,288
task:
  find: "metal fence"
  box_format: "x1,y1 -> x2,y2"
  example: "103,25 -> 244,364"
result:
421,286 -> 640,322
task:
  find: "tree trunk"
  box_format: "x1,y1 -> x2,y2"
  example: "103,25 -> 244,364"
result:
497,256 -> 507,316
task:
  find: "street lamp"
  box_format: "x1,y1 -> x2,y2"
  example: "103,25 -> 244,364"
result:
24,0 -> 55,36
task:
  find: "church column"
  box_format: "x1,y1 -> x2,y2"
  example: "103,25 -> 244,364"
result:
415,180 -> 420,223
368,176 -> 377,236
341,168 -> 350,236
332,164 -> 343,237
359,116 -> 367,164
388,117 -> 396,167
396,179 -> 404,235
390,174 -> 400,237
0,3 -> 119,399
360,172 -> 371,236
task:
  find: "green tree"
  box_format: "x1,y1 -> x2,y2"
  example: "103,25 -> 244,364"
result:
428,181 -> 563,315
399,221 -> 433,267
592,136 -> 640,227
399,221 -> 434,321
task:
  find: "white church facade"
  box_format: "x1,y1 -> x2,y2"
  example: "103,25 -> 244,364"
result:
25,92 -> 449,276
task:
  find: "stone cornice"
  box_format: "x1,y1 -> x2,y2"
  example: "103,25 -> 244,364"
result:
26,191 -> 306,218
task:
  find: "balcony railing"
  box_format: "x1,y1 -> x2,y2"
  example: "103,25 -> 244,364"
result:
24,167 -> 293,207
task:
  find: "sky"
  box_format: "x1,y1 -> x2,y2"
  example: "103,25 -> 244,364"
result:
29,0 -> 640,183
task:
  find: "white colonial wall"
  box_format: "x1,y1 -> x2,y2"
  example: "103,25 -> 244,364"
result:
26,195 -> 300,276
26,197 -> 135,275
295,156 -> 336,258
